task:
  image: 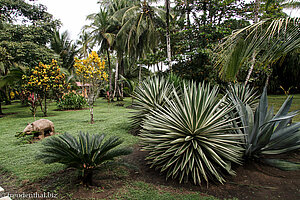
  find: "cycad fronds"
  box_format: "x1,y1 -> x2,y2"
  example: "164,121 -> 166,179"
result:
37,132 -> 132,184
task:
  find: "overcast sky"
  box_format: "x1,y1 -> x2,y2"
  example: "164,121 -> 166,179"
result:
30,0 -> 299,41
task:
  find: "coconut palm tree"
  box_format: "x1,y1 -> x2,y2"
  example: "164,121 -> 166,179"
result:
50,30 -> 78,73
215,17 -> 300,85
76,30 -> 93,58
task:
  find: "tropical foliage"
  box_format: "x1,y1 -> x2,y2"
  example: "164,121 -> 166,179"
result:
229,88 -> 300,170
140,82 -> 244,185
215,17 -> 300,82
225,83 -> 259,110
37,132 -> 132,185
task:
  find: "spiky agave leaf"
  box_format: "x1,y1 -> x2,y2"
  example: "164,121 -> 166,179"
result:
231,88 -> 300,170
37,132 -> 132,171
131,76 -> 174,132
140,82 -> 244,185
225,83 -> 259,110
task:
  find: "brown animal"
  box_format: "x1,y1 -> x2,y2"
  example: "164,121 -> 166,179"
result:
23,119 -> 55,139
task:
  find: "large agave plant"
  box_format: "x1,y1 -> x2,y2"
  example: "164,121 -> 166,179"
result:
140,82 -> 244,185
37,132 -> 132,185
131,76 -> 174,133
231,88 -> 300,170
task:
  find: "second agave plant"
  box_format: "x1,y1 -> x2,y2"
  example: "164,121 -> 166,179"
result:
140,82 -> 244,185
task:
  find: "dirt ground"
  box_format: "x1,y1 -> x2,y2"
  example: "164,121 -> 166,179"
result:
1,145 -> 299,200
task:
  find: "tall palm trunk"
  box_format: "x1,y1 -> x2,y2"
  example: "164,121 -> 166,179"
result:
106,48 -> 112,101
112,57 -> 119,100
245,0 -> 260,86
245,51 -> 256,86
165,0 -> 172,72
139,64 -> 142,83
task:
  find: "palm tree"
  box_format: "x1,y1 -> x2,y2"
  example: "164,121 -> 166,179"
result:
76,30 -> 93,58
112,0 -> 166,87
85,9 -> 117,101
215,17 -> 300,85
50,30 -> 78,73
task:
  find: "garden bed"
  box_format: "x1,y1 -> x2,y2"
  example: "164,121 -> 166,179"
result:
1,145 -> 299,200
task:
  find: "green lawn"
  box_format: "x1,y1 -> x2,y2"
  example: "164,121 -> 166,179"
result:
268,94 -> 300,122
0,98 -> 137,182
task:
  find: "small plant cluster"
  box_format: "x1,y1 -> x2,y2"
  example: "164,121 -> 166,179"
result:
57,92 -> 87,110
132,76 -> 300,186
22,60 -> 69,116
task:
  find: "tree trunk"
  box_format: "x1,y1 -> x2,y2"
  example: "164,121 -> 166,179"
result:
82,169 -> 93,186
90,103 -> 94,124
107,48 -> 112,101
0,101 -> 3,115
245,52 -> 256,86
112,57 -> 119,100
265,73 -> 270,88
165,0 -> 172,72
120,58 -> 124,100
254,0 -> 260,23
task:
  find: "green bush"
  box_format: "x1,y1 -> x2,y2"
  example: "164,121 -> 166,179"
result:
140,82 -> 243,185
37,132 -> 132,185
56,92 -> 87,110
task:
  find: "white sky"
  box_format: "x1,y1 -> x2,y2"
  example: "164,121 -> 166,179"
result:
29,0 -> 299,41
31,0 -> 100,40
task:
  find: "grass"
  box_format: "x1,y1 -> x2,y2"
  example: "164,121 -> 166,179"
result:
268,94 -> 300,122
113,181 -> 218,200
0,98 -> 137,182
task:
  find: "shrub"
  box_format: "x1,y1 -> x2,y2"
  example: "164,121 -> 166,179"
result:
131,76 -> 174,134
140,82 -> 243,185
37,132 -> 132,185
57,92 -> 87,110
230,88 -> 300,170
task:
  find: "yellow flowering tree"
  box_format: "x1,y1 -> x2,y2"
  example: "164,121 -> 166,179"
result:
74,51 -> 108,124
22,60 -> 68,117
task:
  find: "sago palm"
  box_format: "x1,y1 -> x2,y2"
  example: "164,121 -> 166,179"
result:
37,132 -> 132,185
140,82 -> 244,185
